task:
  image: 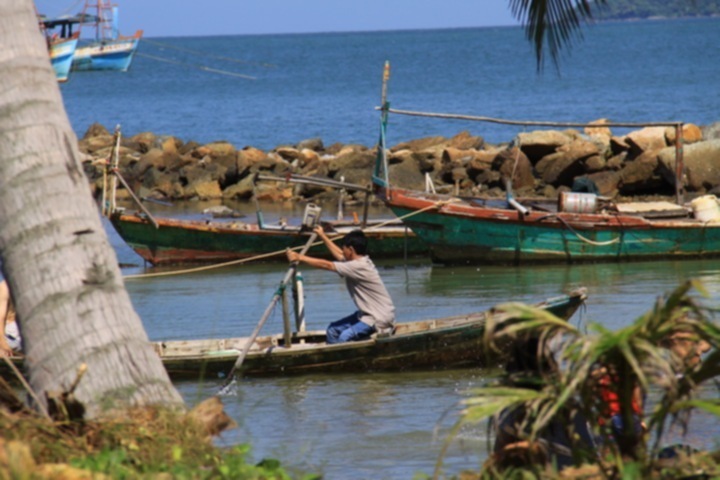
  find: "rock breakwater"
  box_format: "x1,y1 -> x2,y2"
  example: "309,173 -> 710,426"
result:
79,121 -> 720,205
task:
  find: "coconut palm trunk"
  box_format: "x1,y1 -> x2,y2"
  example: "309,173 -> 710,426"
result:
0,0 -> 183,417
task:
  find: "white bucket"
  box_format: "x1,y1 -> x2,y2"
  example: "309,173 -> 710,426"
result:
558,192 -> 598,214
691,195 -> 720,222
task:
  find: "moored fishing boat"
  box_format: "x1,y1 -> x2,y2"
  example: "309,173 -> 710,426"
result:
99,129 -> 428,265
38,16 -> 80,82
72,0 -> 142,72
110,211 -> 427,266
372,63 -> 720,265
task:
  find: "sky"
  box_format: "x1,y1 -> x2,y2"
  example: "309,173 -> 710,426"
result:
34,0 -> 520,38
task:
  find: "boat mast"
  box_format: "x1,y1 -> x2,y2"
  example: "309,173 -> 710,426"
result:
80,0 -> 114,41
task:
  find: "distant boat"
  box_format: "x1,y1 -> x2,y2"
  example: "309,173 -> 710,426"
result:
72,0 -> 143,72
38,16 -> 80,82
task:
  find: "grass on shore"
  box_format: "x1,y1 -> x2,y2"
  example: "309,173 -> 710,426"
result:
0,395 -> 320,479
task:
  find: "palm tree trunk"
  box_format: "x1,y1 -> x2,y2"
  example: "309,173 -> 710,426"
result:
0,0 -> 183,417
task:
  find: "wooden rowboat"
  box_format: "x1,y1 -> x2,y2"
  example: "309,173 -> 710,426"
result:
0,289 -> 587,380
155,287 -> 587,379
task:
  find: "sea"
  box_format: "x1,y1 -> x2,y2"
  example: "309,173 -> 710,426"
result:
59,18 -> 720,479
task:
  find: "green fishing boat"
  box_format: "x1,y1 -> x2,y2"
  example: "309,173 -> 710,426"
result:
372,63 -> 720,265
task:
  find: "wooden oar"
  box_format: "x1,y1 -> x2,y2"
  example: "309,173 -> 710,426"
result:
219,232 -> 318,389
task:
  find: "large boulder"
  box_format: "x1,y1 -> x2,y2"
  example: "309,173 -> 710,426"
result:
391,135 -> 447,152
466,150 -> 496,179
222,175 -> 256,200
82,122 -> 111,139
414,147 -> 444,172
658,139 -> 720,192
618,150 -> 667,195
535,139 -> 599,187
441,147 -> 476,165
181,166 -> 223,199
141,169 -> 184,199
665,123 -> 703,145
328,149 -> 374,173
702,122 -> 720,141
252,182 -> 293,202
517,130 -> 573,163
584,118 -> 612,140
491,147 -> 534,191
384,153 -> 428,191
585,170 -> 621,197
198,141 -> 236,158
446,131 -> 484,150
78,134 -> 115,154
129,132 -> 157,153
624,126 -> 667,157
133,148 -> 181,177
297,137 -> 324,151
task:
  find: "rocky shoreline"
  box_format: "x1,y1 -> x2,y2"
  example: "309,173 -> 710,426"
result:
79,120 -> 720,206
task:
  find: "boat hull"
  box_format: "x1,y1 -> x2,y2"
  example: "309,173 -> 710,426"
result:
49,37 -> 79,82
110,213 -> 428,265
157,288 -> 587,378
72,34 -> 140,72
381,188 -> 720,265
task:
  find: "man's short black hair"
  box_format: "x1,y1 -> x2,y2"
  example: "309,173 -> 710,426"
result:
341,230 -> 368,255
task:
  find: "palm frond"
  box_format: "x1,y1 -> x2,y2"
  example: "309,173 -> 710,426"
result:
508,0 -> 608,70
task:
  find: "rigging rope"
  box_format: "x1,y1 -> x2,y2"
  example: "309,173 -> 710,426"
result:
142,38 -> 276,68
135,52 -> 257,80
537,213 -> 621,246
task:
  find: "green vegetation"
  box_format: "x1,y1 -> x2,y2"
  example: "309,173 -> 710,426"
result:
0,401 -> 321,479
442,280 -> 720,479
590,0 -> 720,21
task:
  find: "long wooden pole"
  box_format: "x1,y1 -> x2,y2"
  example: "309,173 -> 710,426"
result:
111,168 -> 160,229
220,232 -> 318,385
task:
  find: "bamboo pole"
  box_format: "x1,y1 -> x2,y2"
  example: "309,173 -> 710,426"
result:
674,123 -> 685,205
109,126 -> 120,214
256,173 -> 371,193
220,232 -> 318,386
281,285 -> 292,348
111,169 -> 159,229
377,100 -> 686,205
380,107 -> 682,129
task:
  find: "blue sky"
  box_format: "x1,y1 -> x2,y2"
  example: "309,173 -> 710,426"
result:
35,0 -> 520,38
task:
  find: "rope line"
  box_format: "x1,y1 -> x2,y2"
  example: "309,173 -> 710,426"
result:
538,214 -> 621,246
135,52 -> 257,80
142,38 -> 277,68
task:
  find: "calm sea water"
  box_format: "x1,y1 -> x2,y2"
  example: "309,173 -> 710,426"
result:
60,19 -> 720,479
60,18 -> 719,150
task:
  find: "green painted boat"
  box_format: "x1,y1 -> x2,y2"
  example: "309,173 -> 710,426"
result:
0,288 -> 587,380
371,64 -> 720,265
110,211 -> 428,266
373,187 -> 720,265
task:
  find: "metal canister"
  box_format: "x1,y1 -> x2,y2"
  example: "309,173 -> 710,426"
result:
558,192 -> 598,214
302,203 -> 322,228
